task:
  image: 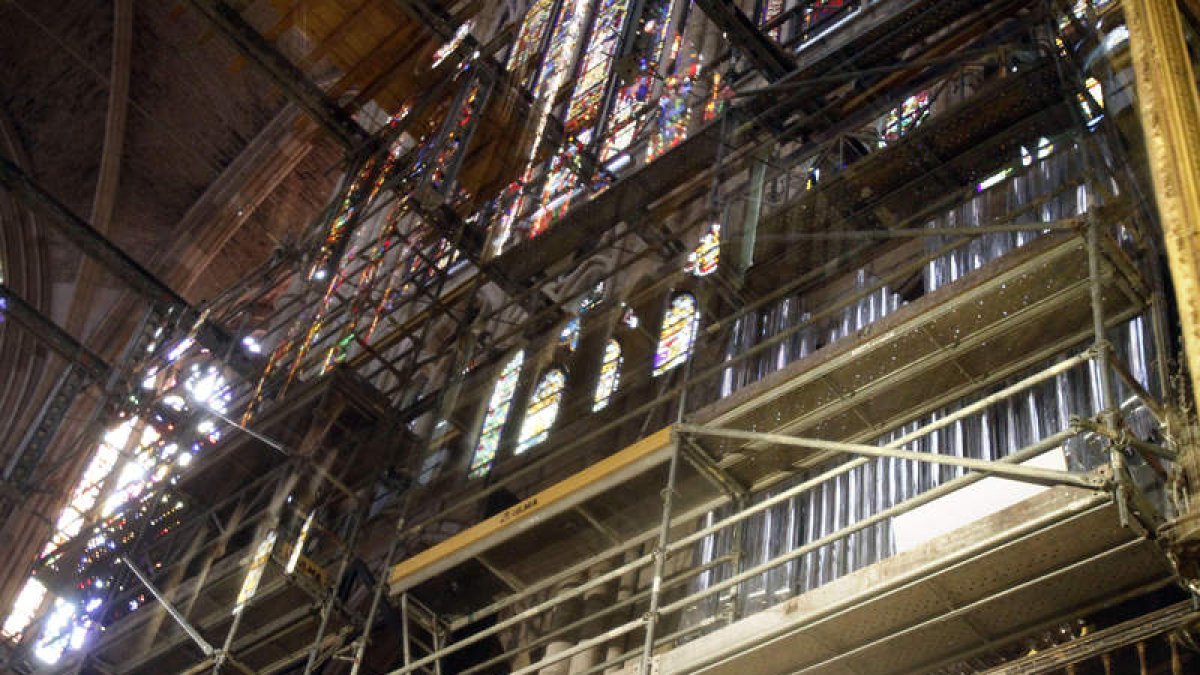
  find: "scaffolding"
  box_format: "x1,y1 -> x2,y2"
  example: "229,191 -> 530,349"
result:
5,0 -> 1194,673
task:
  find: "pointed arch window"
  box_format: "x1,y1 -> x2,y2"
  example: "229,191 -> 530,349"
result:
593,340 -> 623,411
685,223 -> 720,277
881,91 -> 930,146
654,293 -> 700,376
469,351 -> 525,478
516,369 -> 566,454
559,318 -> 581,351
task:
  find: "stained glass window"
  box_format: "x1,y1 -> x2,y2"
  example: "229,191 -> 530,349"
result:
654,293 -> 699,376
1036,136 -> 1055,160
702,71 -> 726,122
493,0 -> 593,252
507,0 -> 559,90
804,0 -> 851,36
881,91 -> 930,146
622,306 -> 640,329
593,340 -> 623,411
469,351 -> 525,477
685,223 -> 720,277
532,0 -> 632,232
516,369 -> 566,453
559,318 -> 581,351
648,56 -> 697,160
33,598 -> 78,664
432,21 -> 473,69
579,281 -> 607,312
601,0 -> 679,160
1,578 -> 47,641
760,0 -> 786,40
1078,76 -> 1104,128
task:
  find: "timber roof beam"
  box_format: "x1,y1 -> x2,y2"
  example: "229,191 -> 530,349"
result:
186,0 -> 370,150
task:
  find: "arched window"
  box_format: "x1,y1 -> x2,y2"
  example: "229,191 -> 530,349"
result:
516,369 -> 566,454
469,351 -> 525,478
559,317 -> 581,351
685,223 -> 720,277
593,340 -> 623,411
880,91 -> 930,146
654,294 -> 700,376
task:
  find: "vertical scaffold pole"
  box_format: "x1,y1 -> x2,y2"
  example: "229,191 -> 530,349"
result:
1088,215 -> 1126,527
639,347 -> 693,674
304,506 -> 365,674
349,534 -> 405,675
401,592 -> 412,668
638,434 -> 680,675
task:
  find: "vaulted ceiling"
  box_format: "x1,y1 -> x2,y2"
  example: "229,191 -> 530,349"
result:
0,0 -> 492,617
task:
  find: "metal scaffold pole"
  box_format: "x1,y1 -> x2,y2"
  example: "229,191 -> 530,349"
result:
639,347 -> 695,675
638,434 -> 681,675
120,556 -> 216,658
349,534 -> 404,675
1087,213 -> 1128,527
303,505 -> 365,674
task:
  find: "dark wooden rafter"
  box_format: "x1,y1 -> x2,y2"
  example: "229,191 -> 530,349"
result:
65,0 -> 134,338
0,284 -> 111,383
0,157 -> 257,378
328,24 -> 422,103
186,0 -> 370,150
0,286 -> 109,496
261,0 -> 314,42
299,0 -> 377,69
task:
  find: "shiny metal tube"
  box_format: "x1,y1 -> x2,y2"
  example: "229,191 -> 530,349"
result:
659,428 -> 1080,616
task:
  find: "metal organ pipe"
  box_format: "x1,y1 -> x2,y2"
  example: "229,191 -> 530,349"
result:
688,148 -> 1162,623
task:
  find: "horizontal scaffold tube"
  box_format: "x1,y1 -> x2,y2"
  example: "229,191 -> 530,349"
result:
658,428 -> 1087,617
675,425 -> 1103,489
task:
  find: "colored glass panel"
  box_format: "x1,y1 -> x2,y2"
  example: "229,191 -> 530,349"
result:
559,317 -> 581,351
685,223 -> 720,277
508,0 -> 559,89
1078,76 -> 1104,127
593,340 -> 623,411
601,0 -> 678,160
433,21 -> 473,69
470,351 -> 525,477
1,578 -> 47,641
516,369 -> 566,453
580,281 -> 607,312
654,293 -> 699,376
761,0 -> 786,40
881,91 -> 930,146
531,0 -> 631,232
493,0 -> 592,251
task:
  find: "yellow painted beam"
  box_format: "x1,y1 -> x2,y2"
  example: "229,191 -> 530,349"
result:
389,427 -> 674,594
1124,0 -> 1200,410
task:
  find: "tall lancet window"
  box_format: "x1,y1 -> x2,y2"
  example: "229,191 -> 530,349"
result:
593,340 -> 623,411
516,369 -> 566,453
470,351 -> 525,477
654,293 -> 700,376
